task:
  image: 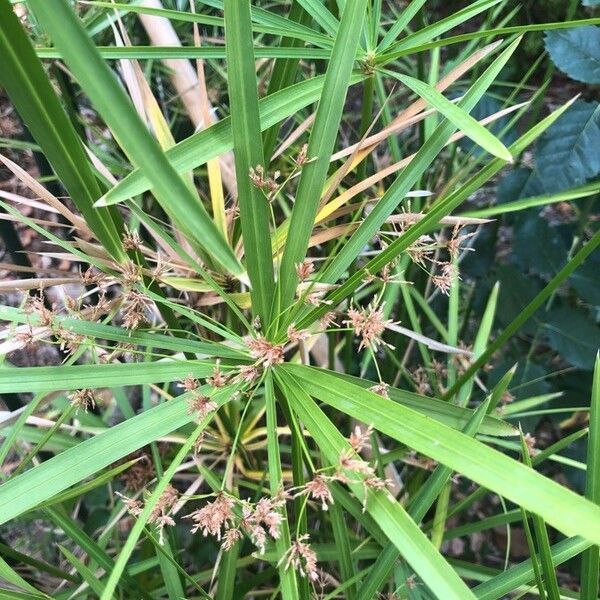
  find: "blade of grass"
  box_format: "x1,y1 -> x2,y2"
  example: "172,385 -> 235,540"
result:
0,360 -> 219,394
330,371 -> 517,436
99,74 -> 363,205
296,0 -> 339,36
276,0 -> 368,313
0,0 -> 124,261
376,0 -> 428,52
263,1 -> 312,161
45,506 -> 151,599
377,18 -> 600,65
276,369 -> 478,600
224,0 -> 275,324
100,383 -> 240,600
27,0 -> 241,275
520,432 -> 560,600
315,38 -> 520,290
581,354 -> 600,599
446,227 -> 600,400
0,384 -> 235,526
59,545 -> 109,598
356,398 -> 491,599
0,305 -> 246,360
0,555 -> 49,598
83,0 -> 332,47
473,536 -> 591,600
295,97 -> 580,331
265,373 -> 299,600
396,74 -> 513,162
461,180 -> 600,218
281,363 -> 600,545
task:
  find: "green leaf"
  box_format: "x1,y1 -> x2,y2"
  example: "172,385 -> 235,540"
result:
317,38 -> 520,288
0,0 -> 124,261
276,0 -> 368,311
356,399 -> 492,600
276,369 -> 478,600
297,96 -> 579,331
0,305 -> 245,360
0,360 -> 218,393
100,73 -> 362,205
265,374 -> 299,600
35,45 -> 332,61
296,0 -> 339,36
519,433 -> 560,600
581,355 -> 600,600
462,179 -> 600,218
473,537 -> 591,600
84,1 -> 332,47
329,371 -> 517,436
543,308 -> 600,370
224,0 -> 274,324
0,385 -> 233,526
534,100 -> 600,192
386,0 -> 503,55
281,363 -> 600,545
545,26 -> 600,84
396,74 -> 513,162
59,545 -> 109,598
100,384 -> 232,600
27,0 -> 241,275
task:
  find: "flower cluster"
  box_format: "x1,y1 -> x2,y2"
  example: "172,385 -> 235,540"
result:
117,484 -> 178,544
249,165 -> 280,200
186,492 -> 285,554
345,302 -> 393,350
68,388 -> 97,412
247,336 -> 285,367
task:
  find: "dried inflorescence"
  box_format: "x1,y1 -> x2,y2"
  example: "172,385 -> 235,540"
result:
188,493 -> 235,540
186,392 -> 218,419
299,474 -> 334,511
247,336 -> 285,367
234,364 -> 260,384
319,311 -> 338,329
122,227 -> 142,251
187,492 -> 284,555
279,534 -> 319,581
68,388 -> 96,412
121,290 -> 154,330
295,258 -> 314,282
349,424 -> 373,453
249,165 -> 279,200
345,302 -> 393,350
117,450 -> 155,492
294,143 -> 309,167
369,382 -> 389,398
287,325 -> 310,344
24,294 -> 54,327
117,484 -> 179,544
207,360 -> 229,388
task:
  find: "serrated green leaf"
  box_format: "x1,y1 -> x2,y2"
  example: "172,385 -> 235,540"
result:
535,100 -> 600,192
545,26 -> 600,84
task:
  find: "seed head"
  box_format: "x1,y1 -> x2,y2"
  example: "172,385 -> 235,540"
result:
186,392 -> 217,419
344,302 -> 393,350
279,534 -> 319,581
188,494 -> 235,540
247,336 -> 284,367
301,474 -> 333,511
295,259 -> 314,282
68,388 -> 96,412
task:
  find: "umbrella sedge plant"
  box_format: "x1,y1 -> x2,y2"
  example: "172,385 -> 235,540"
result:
0,0 -> 598,598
